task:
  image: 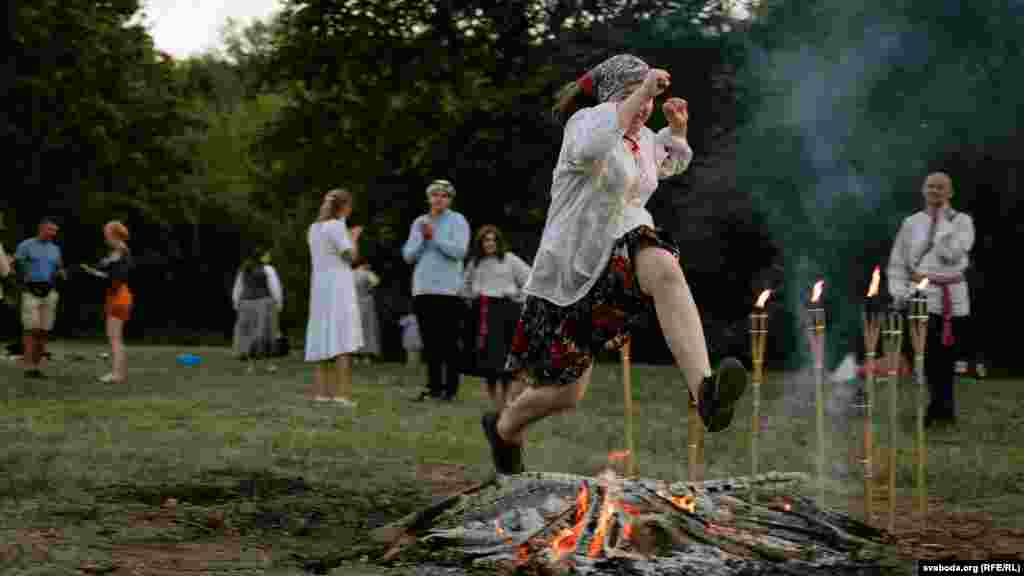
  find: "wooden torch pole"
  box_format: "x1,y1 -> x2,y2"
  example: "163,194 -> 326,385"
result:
621,337 -> 636,478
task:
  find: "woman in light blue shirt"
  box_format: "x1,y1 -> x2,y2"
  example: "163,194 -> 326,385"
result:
402,179 -> 470,401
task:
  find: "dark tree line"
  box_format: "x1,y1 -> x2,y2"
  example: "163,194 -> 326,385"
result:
7,0 -> 1021,373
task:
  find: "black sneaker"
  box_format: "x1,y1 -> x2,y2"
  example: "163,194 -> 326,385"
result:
698,357 -> 748,433
481,411 -> 524,475
24,369 -> 45,379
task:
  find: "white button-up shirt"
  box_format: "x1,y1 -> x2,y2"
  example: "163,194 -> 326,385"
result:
523,101 -> 693,307
887,208 -> 975,316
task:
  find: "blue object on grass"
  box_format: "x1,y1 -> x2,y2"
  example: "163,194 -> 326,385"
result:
176,353 -> 201,366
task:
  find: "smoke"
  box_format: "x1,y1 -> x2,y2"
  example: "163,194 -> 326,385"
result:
737,1 -> 947,374
735,1 -> 947,484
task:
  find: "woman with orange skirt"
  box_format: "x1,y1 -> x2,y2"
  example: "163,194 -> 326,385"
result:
82,221 -> 135,383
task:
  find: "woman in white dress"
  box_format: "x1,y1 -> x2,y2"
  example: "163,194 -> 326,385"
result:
305,189 -> 363,407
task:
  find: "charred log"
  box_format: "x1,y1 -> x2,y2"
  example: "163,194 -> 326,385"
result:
373,471 -> 900,575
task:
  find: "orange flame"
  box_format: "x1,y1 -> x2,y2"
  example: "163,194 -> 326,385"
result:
608,450 -> 631,462
811,280 -> 825,303
620,502 -> 642,516
549,483 -> 590,560
916,278 -> 929,291
755,289 -> 771,309
516,543 -> 530,564
588,500 -> 616,557
623,523 -> 634,540
867,266 -> 880,298
550,527 -> 578,557
657,489 -> 697,513
671,494 -> 697,513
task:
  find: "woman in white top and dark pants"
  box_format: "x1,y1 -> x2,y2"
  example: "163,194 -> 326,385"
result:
482,54 -> 748,475
887,172 -> 974,428
461,225 -> 531,410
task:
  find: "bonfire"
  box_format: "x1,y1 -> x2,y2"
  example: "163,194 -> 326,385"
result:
371,464 -> 895,575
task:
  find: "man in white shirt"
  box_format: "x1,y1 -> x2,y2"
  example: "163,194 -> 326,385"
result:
887,172 -> 974,428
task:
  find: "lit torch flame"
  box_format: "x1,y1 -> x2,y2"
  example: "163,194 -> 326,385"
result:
811,280 -> 825,304
916,278 -> 929,291
867,266 -> 880,298
755,289 -> 771,309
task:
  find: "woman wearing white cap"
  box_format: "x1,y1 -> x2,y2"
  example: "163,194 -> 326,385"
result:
402,179 -> 471,401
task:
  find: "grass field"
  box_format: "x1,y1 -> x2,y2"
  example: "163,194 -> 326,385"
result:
1,342 -> 1022,574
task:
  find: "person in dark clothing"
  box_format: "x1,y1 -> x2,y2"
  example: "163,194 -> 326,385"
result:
401,180 -> 471,402
460,225 -> 531,410
81,221 -> 135,383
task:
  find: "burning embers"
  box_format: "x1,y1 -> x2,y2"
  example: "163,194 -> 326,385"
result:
549,482 -> 589,560
495,460 -> 704,567
382,470 -> 891,574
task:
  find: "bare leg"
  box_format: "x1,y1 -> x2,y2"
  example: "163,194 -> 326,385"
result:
497,365 -> 592,445
22,332 -> 35,370
503,378 -> 527,407
36,330 -> 48,369
107,317 -> 127,381
634,247 -> 712,401
314,362 -> 329,398
335,354 -> 352,399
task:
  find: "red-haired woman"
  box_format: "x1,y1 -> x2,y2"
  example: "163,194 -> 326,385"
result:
81,221 -> 135,383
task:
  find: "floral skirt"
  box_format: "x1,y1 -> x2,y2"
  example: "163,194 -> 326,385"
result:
504,226 -> 679,387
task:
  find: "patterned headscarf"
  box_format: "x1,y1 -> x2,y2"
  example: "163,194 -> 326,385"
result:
577,54 -> 650,103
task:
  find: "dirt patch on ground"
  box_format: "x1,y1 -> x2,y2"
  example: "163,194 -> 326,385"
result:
0,528 -> 64,564
96,540 -> 264,575
843,492 -> 1024,560
415,462 -> 479,497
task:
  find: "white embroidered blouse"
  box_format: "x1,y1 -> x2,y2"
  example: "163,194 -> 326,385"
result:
886,208 -> 975,316
522,101 -> 693,307
462,253 -> 532,302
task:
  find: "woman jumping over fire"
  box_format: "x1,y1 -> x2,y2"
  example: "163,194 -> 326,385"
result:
482,54 -> 749,475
